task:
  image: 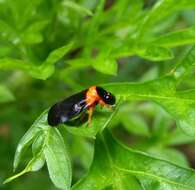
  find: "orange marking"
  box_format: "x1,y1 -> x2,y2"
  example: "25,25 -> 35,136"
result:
86,86 -> 100,106
86,86 -> 100,127
85,86 -> 113,127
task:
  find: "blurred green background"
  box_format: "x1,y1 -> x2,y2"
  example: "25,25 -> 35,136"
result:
1,0 -> 195,189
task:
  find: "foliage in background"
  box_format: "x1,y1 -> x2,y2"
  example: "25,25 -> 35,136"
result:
1,0 -> 195,189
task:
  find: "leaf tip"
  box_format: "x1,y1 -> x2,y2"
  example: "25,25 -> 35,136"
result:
3,177 -> 12,185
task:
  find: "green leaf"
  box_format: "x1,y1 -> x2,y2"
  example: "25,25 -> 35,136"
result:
21,33 -> 43,44
0,45 -> 13,57
66,56 -> 118,76
166,127 -> 195,146
0,43 -> 73,80
13,110 -> 47,171
0,58 -> 32,70
103,77 -> 195,136
30,42 -> 74,79
44,127 -> 72,190
5,123 -> 46,183
25,20 -> 50,33
152,26 -> 195,47
92,57 -> 118,76
136,45 -> 174,61
137,0 -> 195,38
84,0 -> 105,56
0,84 -> 14,103
62,1 -> 93,16
68,136 -> 93,171
72,131 -> 143,190
4,152 -> 45,184
148,147 -> 189,168
5,102 -> 118,187
174,90 -> 195,136
112,43 -> 173,62
65,101 -> 120,138
7,110 -> 72,189
171,45 -> 195,81
121,113 -> 149,136
32,134 -> 45,156
72,130 -> 195,190
45,43 -> 74,66
0,19 -> 17,42
21,20 -> 49,44
13,129 -> 41,171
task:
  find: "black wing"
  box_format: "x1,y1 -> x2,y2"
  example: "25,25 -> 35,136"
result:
47,90 -> 88,126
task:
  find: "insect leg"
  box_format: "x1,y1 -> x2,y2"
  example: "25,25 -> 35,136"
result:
99,100 -> 113,111
87,107 -> 94,127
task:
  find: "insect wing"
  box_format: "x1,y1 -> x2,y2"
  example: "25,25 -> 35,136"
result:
47,90 -> 88,126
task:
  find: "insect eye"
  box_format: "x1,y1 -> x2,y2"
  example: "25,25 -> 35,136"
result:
105,95 -> 110,99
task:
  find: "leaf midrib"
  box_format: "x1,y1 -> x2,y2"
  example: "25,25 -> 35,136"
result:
116,167 -> 195,190
44,128 -> 71,188
101,134 -> 195,190
118,94 -> 195,103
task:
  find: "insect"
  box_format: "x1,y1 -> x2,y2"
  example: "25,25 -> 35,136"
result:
47,86 -> 116,127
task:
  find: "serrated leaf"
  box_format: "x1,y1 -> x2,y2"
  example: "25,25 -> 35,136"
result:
44,128 -> 72,190
102,77 -> 195,136
62,1 -> 93,16
0,84 -> 14,103
72,131 -> 143,190
72,130 -> 195,190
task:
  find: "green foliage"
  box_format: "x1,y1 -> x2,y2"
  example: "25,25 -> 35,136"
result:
43,128 -> 71,190
62,1 -> 93,16
72,131 -> 195,190
0,43 -> 73,80
152,26 -> 195,47
1,0 -> 195,190
104,76 -> 195,136
4,111 -> 72,189
0,84 -> 14,103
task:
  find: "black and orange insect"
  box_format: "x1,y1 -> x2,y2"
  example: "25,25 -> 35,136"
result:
47,86 -> 116,127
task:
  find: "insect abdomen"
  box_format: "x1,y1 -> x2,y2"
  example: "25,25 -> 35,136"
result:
47,103 -> 69,126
